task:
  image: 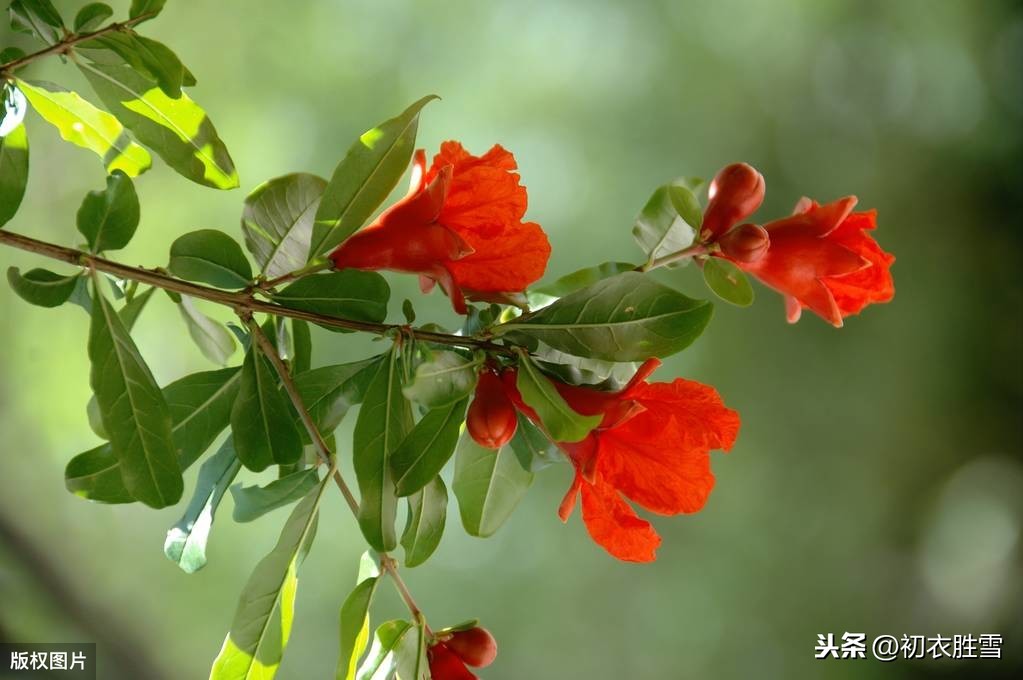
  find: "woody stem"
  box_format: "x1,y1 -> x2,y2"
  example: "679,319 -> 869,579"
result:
245,318 -> 431,634
0,229 -> 513,354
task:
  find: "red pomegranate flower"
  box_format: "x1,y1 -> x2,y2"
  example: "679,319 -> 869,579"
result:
428,627 -> 498,680
504,359 -> 740,562
720,196 -> 895,327
329,141 -> 551,313
467,367 -> 518,449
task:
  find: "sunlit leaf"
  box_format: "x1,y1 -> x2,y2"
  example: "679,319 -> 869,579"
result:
84,32 -> 186,98
242,173 -> 327,279
391,398 -> 467,497
16,79 -> 151,176
514,352 -> 600,443
230,468 -> 320,523
452,432 -> 533,538
702,256 -> 754,307
496,272 -> 713,362
401,476 -> 447,567
354,620 -> 414,680
401,350 -> 480,409
76,170 -> 140,252
0,122 -> 28,228
79,60 -> 238,189
6,266 -> 79,307
272,271 -> 389,330
231,346 -> 302,472
353,347 -> 412,552
310,95 -> 438,257
177,295 -> 236,365
210,477 -> 328,680
168,229 -> 253,289
632,181 -> 700,265
164,437 -> 241,574
336,552 -> 380,680
88,279 -> 181,507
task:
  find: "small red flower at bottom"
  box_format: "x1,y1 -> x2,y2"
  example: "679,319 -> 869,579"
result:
504,360 -> 740,562
428,627 -> 498,680
467,367 -> 518,449
329,141 -> 551,313
722,197 -> 895,327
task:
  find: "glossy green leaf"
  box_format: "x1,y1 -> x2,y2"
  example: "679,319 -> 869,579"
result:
353,348 -> 412,552
532,345 -> 636,388
16,79 -> 151,176
336,552 -> 380,680
64,444 -> 134,503
164,437 -> 241,574
668,184 -> 703,230
119,285 -> 156,329
79,60 -> 238,189
231,347 -> 302,472
401,476 -> 447,567
452,433 -> 533,538
74,3 -> 112,32
210,477 -> 328,680
509,413 -> 563,472
401,350 -> 480,409
9,0 -> 63,42
632,182 -> 698,264
242,173 -> 327,279
531,261 -> 636,299
76,170 -> 140,252
310,95 -> 438,256
497,271 -> 713,362
177,296 -> 236,365
88,281 -> 181,507
85,32 -> 185,98
273,271 -> 389,329
702,256 -> 754,307
394,621 -> 427,680
294,357 -> 382,435
6,267 -> 79,307
0,123 -> 29,227
391,398 -> 467,497
168,229 -> 252,288
514,353 -> 600,443
0,47 -> 26,63
291,319 -> 312,375
230,468 -> 320,523
129,0 -> 165,21
355,620 -> 414,680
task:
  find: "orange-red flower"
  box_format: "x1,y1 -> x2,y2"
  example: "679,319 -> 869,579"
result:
428,627 -> 497,680
721,197 -> 895,327
467,367 -> 518,449
328,141 -> 551,313
504,359 -> 740,562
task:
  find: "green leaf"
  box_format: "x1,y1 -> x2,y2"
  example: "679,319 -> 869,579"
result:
230,468 -> 320,523
394,621 -> 427,680
164,437 -> 241,574
84,31 -> 186,99
79,60 -> 238,190
7,267 -> 79,307
177,295 -> 236,364
514,353 -> 600,443
336,553 -> 380,680
273,271 -> 389,329
355,620 -> 414,680
76,170 -> 140,252
401,350 -> 480,409
88,281 -> 181,507
119,285 -> 156,329
168,229 -> 252,288
231,347 -> 303,472
452,432 -> 533,538
0,47 -> 26,63
310,95 -> 438,257
353,347 -> 412,552
531,261 -> 637,299
64,444 -> 135,503
129,0 -> 165,22
401,476 -> 447,567
210,477 -> 328,680
242,173 -> 327,279
702,256 -> 754,307
532,345 -> 636,388
16,79 -> 151,176
9,0 -> 63,42
668,184 -> 703,230
632,182 -> 698,264
74,3 -> 113,32
294,357 -> 382,435
291,319 -> 312,375
0,122 -> 28,228
391,398 -> 467,497
509,413 -> 563,472
496,271 -> 713,362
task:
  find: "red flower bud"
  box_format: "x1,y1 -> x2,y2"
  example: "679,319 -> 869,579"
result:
466,369 -> 518,449
428,642 -> 478,680
718,223 -> 770,264
445,627 -> 498,668
702,163 -> 765,239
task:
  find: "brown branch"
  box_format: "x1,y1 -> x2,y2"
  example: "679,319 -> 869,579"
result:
0,12 -> 158,77
0,228 -> 513,354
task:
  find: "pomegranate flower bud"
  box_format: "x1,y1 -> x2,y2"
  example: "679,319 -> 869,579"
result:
466,369 -> 518,449
718,223 -> 770,264
445,627 -> 498,668
702,163 -> 766,239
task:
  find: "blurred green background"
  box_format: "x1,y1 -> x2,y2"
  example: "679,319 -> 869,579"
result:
1,0 -> 1021,678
